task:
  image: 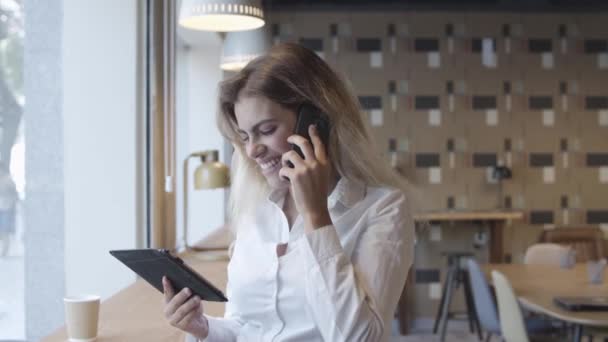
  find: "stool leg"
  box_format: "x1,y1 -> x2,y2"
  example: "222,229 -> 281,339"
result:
433,264 -> 453,334
452,266 -> 476,334
439,265 -> 457,342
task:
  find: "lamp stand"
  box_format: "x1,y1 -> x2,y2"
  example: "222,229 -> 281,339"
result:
180,150 -> 229,253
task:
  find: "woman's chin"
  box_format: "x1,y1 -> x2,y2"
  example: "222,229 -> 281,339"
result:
265,172 -> 290,190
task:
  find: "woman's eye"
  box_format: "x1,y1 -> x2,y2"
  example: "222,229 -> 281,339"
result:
260,127 -> 276,135
239,135 -> 249,142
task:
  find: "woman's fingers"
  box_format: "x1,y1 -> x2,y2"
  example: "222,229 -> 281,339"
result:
164,287 -> 192,319
175,298 -> 203,327
162,276 -> 174,304
287,133 -> 315,162
278,164 -> 295,181
170,295 -> 201,326
308,125 -> 327,163
281,150 -> 305,169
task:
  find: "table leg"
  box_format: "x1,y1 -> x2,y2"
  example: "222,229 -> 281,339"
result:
572,324 -> 582,342
489,221 -> 504,263
433,265 -> 451,334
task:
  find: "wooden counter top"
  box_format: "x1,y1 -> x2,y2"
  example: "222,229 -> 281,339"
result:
41,252 -> 230,342
414,210 -> 524,222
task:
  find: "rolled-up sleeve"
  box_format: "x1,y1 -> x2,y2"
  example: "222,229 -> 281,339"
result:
298,190 -> 414,341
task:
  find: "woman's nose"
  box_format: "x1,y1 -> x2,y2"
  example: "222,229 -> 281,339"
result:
246,141 -> 265,159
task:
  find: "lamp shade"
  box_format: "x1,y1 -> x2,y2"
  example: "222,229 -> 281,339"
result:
221,27 -> 270,71
193,151 -> 230,189
179,0 -> 265,32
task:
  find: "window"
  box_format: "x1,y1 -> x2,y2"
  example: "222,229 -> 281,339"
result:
0,0 -> 25,339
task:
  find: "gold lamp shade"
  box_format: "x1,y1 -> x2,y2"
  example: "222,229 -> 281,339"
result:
194,159 -> 230,189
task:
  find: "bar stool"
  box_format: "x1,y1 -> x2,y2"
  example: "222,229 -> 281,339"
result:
433,251 -> 482,341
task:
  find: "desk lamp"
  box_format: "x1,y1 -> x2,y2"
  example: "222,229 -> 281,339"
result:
182,150 -> 229,251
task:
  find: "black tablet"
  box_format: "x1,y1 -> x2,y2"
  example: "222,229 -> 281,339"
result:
109,249 -> 227,302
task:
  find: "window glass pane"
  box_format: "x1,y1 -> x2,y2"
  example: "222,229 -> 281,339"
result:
0,0 -> 25,339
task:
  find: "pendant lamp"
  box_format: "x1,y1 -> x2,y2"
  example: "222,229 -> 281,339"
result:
221,27 -> 270,71
179,0 -> 265,32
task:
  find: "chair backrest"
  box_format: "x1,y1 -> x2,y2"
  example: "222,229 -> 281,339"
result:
466,259 -> 501,334
491,270 -> 530,342
539,227 -> 606,262
523,243 -> 570,266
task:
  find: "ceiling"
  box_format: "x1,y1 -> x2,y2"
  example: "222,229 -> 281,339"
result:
262,0 -> 608,11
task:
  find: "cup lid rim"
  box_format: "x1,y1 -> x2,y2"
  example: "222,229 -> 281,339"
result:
64,295 -> 101,302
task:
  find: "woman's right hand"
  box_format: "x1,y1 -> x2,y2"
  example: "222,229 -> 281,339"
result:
162,276 -> 209,340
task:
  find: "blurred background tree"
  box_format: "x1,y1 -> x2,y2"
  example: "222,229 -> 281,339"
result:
0,0 -> 23,174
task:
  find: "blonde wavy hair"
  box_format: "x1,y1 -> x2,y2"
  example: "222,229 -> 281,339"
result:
217,43 -> 418,226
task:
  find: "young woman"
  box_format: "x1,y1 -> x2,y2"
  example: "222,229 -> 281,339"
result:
163,43 -> 415,342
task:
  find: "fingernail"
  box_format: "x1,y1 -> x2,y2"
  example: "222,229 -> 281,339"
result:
185,288 -> 191,295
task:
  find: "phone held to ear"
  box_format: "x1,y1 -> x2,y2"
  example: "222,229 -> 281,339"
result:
287,103 -> 330,168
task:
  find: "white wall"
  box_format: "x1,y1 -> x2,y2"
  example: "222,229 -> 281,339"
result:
62,0 -> 226,299
62,0 -> 139,299
175,33 -> 227,246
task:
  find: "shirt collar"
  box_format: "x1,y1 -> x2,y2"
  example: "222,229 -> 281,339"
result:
327,177 -> 366,209
266,177 -> 366,210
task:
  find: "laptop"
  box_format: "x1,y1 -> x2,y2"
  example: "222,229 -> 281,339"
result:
554,296 -> 608,311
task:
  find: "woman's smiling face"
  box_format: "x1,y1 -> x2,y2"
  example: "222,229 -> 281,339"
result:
235,95 -> 297,189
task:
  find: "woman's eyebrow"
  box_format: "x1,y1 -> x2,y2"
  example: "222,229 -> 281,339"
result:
236,118 -> 278,134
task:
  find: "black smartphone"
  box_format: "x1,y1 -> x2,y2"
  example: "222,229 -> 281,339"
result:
289,103 -> 330,164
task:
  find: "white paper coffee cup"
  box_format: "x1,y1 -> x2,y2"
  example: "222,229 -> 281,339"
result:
64,295 -> 100,342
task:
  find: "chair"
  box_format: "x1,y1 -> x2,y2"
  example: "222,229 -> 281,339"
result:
523,243 -> 571,266
539,227 -> 606,262
467,259 -> 501,342
491,270 -> 530,342
432,252 -> 481,342
467,260 -> 557,342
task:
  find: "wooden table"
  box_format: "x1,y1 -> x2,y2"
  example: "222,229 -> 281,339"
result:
484,263 -> 608,342
414,210 -> 524,263
41,252 -> 230,342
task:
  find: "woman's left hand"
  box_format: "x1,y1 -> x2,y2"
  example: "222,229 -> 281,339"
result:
279,124 -> 332,232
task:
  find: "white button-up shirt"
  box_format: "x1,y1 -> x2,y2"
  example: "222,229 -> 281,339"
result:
190,177 -> 414,342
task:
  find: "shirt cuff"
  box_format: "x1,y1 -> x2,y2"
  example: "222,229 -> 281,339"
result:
201,315 -> 224,342
299,224 -> 343,270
